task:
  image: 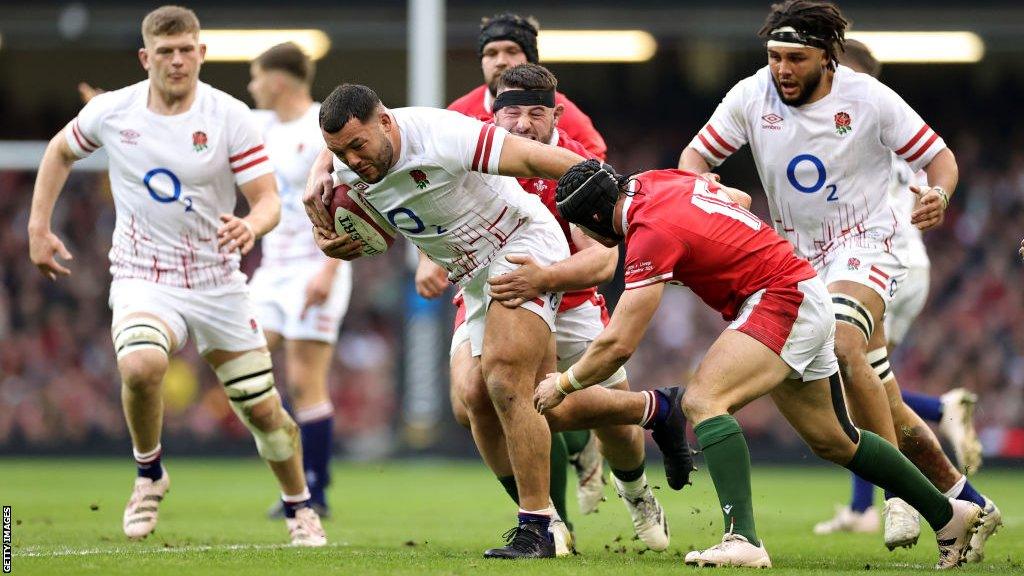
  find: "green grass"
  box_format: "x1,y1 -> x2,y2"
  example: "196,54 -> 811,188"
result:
1,458 -> 1021,575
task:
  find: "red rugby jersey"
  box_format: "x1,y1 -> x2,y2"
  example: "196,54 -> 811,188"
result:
622,169 -> 816,321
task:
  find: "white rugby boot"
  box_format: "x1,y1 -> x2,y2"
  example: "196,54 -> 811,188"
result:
549,516 -> 576,557
684,531 -> 771,568
569,433 -> 606,515
884,497 -> 921,550
813,505 -> 880,535
934,498 -> 984,569
287,506 -> 327,547
939,389 -> 983,476
612,475 -> 669,551
123,468 -> 170,539
964,496 -> 1002,563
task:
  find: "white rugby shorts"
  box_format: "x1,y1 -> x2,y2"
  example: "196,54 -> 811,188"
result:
815,244 -> 908,306
727,277 -> 839,382
460,218 -> 568,357
884,264 -> 930,346
109,278 -> 266,356
249,261 -> 352,343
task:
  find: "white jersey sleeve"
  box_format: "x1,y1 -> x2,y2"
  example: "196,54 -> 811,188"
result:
432,113 -> 507,175
226,101 -> 274,186
688,80 -> 751,167
64,92 -> 113,158
876,83 -> 946,172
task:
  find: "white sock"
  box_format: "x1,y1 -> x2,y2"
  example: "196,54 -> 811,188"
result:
614,472 -> 648,498
282,488 -> 312,503
133,444 -> 161,463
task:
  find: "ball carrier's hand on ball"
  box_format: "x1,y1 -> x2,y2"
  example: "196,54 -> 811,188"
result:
313,227 -> 364,261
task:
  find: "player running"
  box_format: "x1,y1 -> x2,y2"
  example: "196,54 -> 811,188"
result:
678,0 -> 998,558
303,83 -> 589,559
417,12 -> 610,524
537,161 -> 985,569
246,42 -> 352,519
28,6 -> 325,545
449,63 -> 672,552
814,38 -> 986,538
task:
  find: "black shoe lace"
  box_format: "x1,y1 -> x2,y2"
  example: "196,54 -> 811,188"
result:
499,523 -> 547,552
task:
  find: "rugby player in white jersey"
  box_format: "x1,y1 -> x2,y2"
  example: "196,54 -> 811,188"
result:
302,83 -> 596,559
679,0 -> 998,560
246,42 -> 351,519
28,6 -> 325,546
814,39 -> 988,539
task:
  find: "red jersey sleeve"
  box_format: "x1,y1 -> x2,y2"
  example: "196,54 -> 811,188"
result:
623,221 -> 687,290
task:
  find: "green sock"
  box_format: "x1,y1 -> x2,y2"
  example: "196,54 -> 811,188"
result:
497,475 -> 519,505
694,415 -> 758,545
562,429 -> 591,456
845,430 -> 953,529
550,433 -> 572,531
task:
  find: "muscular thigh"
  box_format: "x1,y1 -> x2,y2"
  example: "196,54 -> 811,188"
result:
481,302 -> 553,386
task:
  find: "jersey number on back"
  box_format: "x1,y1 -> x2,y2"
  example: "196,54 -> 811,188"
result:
690,179 -> 761,231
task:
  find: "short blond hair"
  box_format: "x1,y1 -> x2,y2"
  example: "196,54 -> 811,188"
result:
141,5 -> 200,44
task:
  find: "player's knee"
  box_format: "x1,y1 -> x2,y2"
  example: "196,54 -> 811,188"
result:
118,352 -> 167,392
681,388 -> 719,423
833,328 -> 869,371
245,396 -> 280,432
807,432 -> 857,464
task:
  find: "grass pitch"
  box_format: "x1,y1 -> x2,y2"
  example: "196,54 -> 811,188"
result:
2,458 -> 1021,575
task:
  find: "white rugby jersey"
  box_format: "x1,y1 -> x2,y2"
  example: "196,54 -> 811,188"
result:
65,80 -> 274,290
331,107 -> 557,285
689,65 -> 946,267
889,158 -> 930,268
252,104 -> 327,267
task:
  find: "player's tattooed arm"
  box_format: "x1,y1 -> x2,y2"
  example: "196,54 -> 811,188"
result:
488,226 -> 617,307
221,173 -> 280,255
535,282 -> 664,413
911,148 -> 958,232
28,133 -> 80,280
496,134 -> 586,181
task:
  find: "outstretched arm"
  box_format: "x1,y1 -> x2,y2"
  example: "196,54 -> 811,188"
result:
496,134 -> 586,181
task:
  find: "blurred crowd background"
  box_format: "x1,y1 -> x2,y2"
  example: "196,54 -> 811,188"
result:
2,0 -> 1024,462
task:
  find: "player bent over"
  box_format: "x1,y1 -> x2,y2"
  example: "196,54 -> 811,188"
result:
444,63 -> 672,552
535,161 -> 984,569
28,6 -> 324,546
304,83 -> 593,558
419,13 -> 610,521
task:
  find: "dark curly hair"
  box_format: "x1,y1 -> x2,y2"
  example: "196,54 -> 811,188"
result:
758,0 -> 849,70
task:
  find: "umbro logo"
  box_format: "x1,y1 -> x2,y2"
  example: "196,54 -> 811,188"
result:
120,129 -> 140,145
723,504 -> 733,514
761,113 -> 783,131
354,182 -> 369,191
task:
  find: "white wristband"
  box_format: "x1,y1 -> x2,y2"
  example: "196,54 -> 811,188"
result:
566,367 -> 584,390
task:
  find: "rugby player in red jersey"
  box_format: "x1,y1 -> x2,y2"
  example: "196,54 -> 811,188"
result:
534,162 -> 984,569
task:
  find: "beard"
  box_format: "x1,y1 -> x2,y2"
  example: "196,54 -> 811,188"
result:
361,136 -> 394,184
773,66 -> 823,107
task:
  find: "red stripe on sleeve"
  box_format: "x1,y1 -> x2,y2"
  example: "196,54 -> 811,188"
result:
231,155 -> 268,173
76,120 -> 99,149
705,124 -> 737,153
71,123 -> 95,152
697,133 -> 726,159
480,125 -> 497,173
870,265 -> 890,280
895,125 -> 930,156
905,133 -> 940,163
229,144 -> 265,163
868,276 -> 887,291
471,124 -> 492,172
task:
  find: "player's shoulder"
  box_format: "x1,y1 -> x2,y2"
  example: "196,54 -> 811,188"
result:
196,82 -> 255,120
83,80 -> 147,116
447,85 -> 487,113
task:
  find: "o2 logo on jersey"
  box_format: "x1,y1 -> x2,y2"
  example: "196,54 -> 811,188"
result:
786,154 -> 838,202
144,168 -> 193,212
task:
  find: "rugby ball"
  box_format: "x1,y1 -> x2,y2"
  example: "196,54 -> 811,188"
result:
330,184 -> 396,257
